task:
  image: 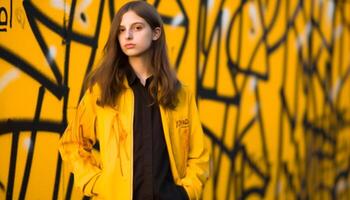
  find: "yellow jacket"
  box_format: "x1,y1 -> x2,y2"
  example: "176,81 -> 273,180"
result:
58,80 -> 210,200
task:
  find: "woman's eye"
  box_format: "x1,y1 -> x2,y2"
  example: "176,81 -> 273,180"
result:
119,28 -> 125,33
134,26 -> 142,30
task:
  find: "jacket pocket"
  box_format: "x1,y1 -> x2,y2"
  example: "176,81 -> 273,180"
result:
177,126 -> 190,177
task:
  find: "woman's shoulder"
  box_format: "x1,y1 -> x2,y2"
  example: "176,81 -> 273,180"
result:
91,83 -> 102,97
176,81 -> 195,101
82,83 -> 101,104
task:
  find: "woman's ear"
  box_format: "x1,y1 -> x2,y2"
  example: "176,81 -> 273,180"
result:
152,27 -> 161,40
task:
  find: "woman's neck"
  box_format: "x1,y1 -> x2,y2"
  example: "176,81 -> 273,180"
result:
128,55 -> 152,86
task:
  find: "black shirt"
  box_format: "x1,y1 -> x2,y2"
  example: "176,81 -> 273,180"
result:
126,67 -> 189,200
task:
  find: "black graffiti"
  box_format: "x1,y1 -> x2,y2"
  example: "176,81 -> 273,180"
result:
0,0 -> 104,198
0,0 -> 350,199
196,0 -> 350,199
0,0 -> 12,32
196,0 -> 270,199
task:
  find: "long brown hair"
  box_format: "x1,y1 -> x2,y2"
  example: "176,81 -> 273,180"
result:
85,1 -> 180,109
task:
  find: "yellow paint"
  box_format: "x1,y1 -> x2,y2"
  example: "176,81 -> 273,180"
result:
1,0 -> 350,199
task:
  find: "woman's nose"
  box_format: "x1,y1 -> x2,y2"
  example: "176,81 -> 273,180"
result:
125,29 -> 133,39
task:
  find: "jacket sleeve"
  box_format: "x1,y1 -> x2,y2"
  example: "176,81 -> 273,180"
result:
58,89 -> 101,196
181,89 -> 211,200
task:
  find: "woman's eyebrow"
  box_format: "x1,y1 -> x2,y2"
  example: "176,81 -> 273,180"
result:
119,22 -> 145,27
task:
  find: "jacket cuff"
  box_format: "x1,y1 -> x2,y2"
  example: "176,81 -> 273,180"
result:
183,185 -> 195,200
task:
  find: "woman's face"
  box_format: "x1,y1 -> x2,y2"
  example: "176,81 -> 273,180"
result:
118,10 -> 160,58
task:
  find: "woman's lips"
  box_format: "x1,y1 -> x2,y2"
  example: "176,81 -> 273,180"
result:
125,44 -> 135,49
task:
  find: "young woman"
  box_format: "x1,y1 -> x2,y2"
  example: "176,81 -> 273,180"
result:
59,1 -> 210,199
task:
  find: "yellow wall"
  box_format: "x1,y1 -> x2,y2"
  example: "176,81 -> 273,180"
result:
1,0 -> 350,199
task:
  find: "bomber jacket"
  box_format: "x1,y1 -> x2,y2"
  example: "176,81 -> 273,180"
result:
58,79 -> 211,200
